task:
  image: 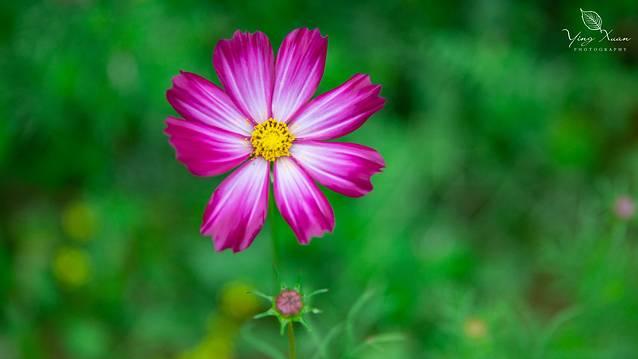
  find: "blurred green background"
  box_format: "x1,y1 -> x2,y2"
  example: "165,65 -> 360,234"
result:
1,1 -> 638,358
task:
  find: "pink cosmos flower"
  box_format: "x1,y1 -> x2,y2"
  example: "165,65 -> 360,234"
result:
165,28 -> 385,252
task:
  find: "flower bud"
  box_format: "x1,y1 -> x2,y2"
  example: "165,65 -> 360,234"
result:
254,284 -> 327,334
276,289 -> 303,317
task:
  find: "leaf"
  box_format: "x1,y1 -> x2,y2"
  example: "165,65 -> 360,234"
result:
240,324 -> 286,359
346,288 -> 376,348
310,323 -> 344,359
535,306 -> 582,358
350,332 -> 406,356
580,8 -> 602,31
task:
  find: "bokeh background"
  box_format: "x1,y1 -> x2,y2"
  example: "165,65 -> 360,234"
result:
2,1 -> 638,358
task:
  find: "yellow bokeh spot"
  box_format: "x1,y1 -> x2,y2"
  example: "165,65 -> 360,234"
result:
61,201 -> 98,241
180,282 -> 259,359
220,281 -> 260,320
181,317 -> 236,359
52,247 -> 92,287
250,118 -> 294,162
463,317 -> 488,340
180,335 -> 234,359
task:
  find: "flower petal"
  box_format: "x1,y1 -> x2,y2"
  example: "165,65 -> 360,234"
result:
165,117 -> 252,177
213,31 -> 274,124
272,28 -> 327,123
288,74 -> 385,140
292,141 -> 384,197
166,71 -> 252,136
273,157 -> 334,244
201,158 -> 270,252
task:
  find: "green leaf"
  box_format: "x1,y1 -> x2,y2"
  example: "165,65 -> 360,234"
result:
580,8 -> 602,31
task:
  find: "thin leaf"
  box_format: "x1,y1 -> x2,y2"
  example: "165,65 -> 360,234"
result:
240,324 -> 286,359
350,332 -> 406,356
346,288 -> 376,349
311,323 -> 345,359
535,306 -> 582,359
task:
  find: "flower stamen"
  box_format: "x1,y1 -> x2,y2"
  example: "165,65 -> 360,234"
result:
250,118 -> 294,162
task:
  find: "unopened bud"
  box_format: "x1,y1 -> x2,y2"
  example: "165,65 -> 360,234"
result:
276,289 -> 303,317
254,284 -> 327,335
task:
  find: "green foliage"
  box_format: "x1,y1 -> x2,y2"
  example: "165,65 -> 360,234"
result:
1,1 -> 638,358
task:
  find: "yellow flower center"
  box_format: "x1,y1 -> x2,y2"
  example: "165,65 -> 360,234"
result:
250,118 -> 295,162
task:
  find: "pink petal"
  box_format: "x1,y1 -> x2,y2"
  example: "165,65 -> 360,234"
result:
292,141 -> 384,197
165,117 -> 251,177
273,157 -> 334,244
272,28 -> 327,123
201,158 -> 270,252
288,74 -> 385,140
213,31 -> 274,124
166,71 -> 252,136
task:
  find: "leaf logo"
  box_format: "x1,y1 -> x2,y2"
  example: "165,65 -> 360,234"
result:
580,8 -> 602,31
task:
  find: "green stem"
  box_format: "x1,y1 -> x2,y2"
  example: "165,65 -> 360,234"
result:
270,202 -> 280,281
287,322 -> 296,359
270,201 -> 296,357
